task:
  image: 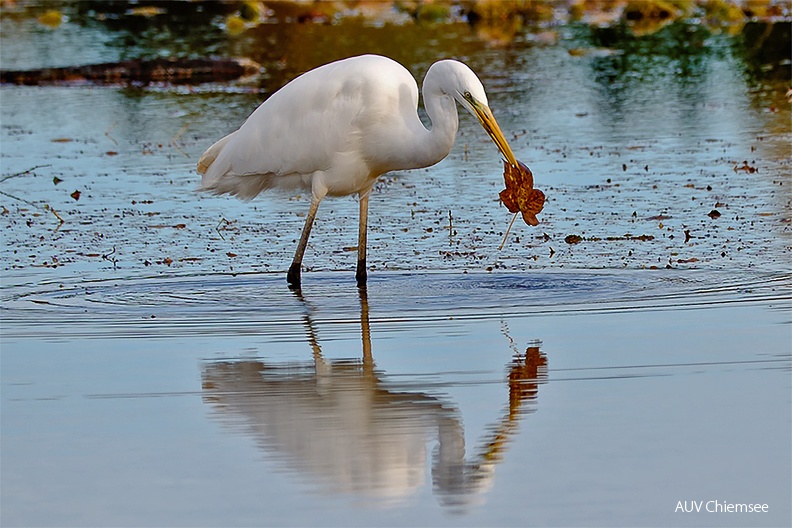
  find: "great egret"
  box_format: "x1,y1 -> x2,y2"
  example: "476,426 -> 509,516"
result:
198,54 -> 518,288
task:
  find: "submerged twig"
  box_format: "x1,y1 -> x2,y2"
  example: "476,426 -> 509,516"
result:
1,191 -> 67,229
102,246 -> 118,269
448,209 -> 454,245
170,124 -> 190,158
0,164 -> 52,184
46,204 -> 65,226
0,165 -> 68,229
215,216 -> 234,240
171,123 -> 189,143
104,121 -> 118,145
0,189 -> 37,207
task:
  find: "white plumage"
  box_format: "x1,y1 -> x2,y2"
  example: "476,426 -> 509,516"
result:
198,54 -> 517,288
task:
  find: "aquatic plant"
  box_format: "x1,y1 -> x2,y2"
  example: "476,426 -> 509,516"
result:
622,0 -> 690,35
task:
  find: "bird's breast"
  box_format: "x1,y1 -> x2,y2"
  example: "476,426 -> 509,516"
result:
319,157 -> 381,197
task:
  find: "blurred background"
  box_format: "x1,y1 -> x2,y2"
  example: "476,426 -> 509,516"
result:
1,0 -> 790,279
2,0 -> 789,89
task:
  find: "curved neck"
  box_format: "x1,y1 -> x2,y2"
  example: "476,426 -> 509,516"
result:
405,71 -> 459,170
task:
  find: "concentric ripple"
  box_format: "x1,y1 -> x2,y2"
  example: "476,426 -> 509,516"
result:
2,270 -> 789,340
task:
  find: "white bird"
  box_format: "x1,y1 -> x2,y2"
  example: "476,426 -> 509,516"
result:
198,54 -> 517,288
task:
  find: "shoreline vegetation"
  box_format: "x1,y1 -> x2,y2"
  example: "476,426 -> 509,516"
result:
1,1 -> 789,86
2,1 -> 789,38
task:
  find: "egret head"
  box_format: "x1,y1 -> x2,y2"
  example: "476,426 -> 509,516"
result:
431,60 -> 519,168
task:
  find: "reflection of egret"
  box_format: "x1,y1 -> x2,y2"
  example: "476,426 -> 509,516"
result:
202,290 -> 547,509
197,54 -> 518,288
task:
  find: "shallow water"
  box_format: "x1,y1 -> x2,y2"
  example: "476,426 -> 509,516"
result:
2,271 -> 791,526
1,3 -> 791,527
1,11 -> 790,281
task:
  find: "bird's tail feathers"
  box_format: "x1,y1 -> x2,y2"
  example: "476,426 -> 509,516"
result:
201,173 -> 274,200
197,129 -> 310,199
197,131 -> 236,176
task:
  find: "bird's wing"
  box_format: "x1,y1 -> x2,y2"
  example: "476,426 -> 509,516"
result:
199,63 -> 374,197
199,56 -> 418,199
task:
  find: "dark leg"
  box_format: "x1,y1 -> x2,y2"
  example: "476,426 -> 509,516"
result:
287,197 -> 321,289
358,287 -> 373,370
356,192 -> 369,288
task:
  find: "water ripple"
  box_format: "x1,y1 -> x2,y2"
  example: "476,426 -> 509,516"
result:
2,270 -> 789,339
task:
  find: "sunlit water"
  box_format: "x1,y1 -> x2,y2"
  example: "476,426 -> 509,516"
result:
1,3 -> 790,527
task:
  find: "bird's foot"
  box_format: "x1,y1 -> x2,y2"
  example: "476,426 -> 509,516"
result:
356,260 -> 367,289
287,263 -> 301,289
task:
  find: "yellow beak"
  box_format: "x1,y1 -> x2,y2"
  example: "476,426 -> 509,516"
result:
471,101 -> 518,168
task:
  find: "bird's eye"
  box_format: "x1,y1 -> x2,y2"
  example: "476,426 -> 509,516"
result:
463,91 -> 472,100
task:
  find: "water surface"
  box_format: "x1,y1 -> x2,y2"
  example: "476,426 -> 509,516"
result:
1,3 -> 790,527
2,271 -> 791,526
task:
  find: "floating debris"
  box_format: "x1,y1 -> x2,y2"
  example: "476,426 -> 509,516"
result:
734,161 -> 758,173
1,57 -> 261,86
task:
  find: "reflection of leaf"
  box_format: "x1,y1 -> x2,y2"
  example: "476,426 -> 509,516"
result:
499,160 -> 545,226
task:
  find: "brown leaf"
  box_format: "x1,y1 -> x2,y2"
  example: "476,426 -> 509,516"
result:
519,189 -> 545,226
499,160 -> 545,226
70,190 -> 81,201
